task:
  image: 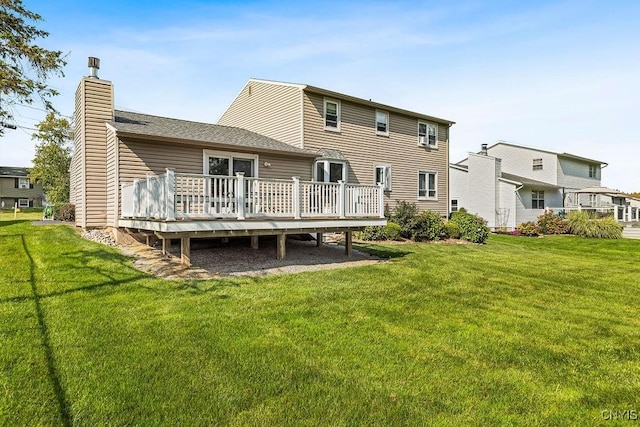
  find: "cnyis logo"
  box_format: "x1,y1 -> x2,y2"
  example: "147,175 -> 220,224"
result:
601,409 -> 638,420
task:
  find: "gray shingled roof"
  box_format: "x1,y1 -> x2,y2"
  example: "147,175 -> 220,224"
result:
109,110 -> 317,157
500,172 -> 561,189
0,166 -> 29,177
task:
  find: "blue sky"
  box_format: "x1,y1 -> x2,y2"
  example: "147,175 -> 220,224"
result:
4,0 -> 639,191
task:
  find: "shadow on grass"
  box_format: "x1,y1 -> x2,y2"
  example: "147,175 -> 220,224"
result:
353,242 -> 413,259
0,219 -> 29,228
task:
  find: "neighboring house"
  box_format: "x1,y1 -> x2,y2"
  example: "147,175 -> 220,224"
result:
450,142 -> 609,229
69,58 -> 395,264
218,78 -> 455,217
0,166 -> 44,209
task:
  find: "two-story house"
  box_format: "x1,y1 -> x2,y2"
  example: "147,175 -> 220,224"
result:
450,142 -> 608,229
218,79 -> 455,216
0,166 -> 44,209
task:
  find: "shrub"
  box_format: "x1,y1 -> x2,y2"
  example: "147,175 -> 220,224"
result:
537,212 -> 569,235
517,221 -> 540,237
55,203 -> 75,222
449,211 -> 490,243
384,222 -> 402,241
567,210 -> 622,239
444,221 -> 461,239
356,222 -> 403,241
391,201 -> 418,238
410,210 -> 444,241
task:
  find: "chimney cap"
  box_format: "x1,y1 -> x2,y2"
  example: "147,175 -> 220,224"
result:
480,143 -> 488,155
88,57 -> 100,78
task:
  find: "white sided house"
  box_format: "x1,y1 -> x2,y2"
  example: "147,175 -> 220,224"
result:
69,58 -> 390,265
448,142 -> 628,230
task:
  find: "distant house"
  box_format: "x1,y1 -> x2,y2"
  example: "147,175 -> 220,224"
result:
218,78 -> 455,216
450,142 -> 613,229
0,166 -> 44,209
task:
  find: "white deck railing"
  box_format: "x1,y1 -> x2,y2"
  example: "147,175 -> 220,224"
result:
547,205 -> 640,222
121,169 -> 385,221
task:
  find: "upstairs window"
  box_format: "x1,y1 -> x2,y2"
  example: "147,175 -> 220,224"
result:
532,158 -> 543,171
451,199 -> 458,212
418,171 -> 437,199
324,99 -> 340,131
374,165 -> 391,191
589,164 -> 597,178
17,178 -> 30,189
418,122 -> 437,147
376,110 -> 389,136
531,190 -> 545,209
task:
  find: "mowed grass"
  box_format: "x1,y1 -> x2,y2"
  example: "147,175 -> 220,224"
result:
1,220 -> 639,426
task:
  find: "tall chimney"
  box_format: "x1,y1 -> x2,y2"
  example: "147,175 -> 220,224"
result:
88,57 -> 100,78
480,143 -> 488,155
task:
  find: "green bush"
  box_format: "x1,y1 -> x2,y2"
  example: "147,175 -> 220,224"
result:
410,210 -> 444,241
356,222 -> 403,241
449,211 -> 490,243
517,221 -> 540,237
567,210 -> 622,239
384,222 -> 402,241
391,201 -> 418,239
444,221 -> 461,239
537,212 -> 569,234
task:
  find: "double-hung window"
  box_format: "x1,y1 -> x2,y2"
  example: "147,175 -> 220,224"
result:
531,190 -> 545,209
18,199 -> 29,208
376,110 -> 389,136
418,171 -> 437,199
588,164 -> 597,178
532,158 -> 543,171
324,99 -> 340,131
451,199 -> 458,212
374,165 -> 391,191
18,178 -> 30,189
418,122 -> 437,147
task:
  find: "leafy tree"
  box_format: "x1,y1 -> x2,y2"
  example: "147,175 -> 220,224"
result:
29,112 -> 71,204
1,0 -> 66,134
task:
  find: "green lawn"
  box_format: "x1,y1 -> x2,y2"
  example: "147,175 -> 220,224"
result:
1,220 -> 639,426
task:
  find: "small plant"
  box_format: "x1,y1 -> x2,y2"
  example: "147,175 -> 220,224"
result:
536,212 -> 569,235
517,221 -> 540,237
54,203 -> 75,222
567,210 -> 622,239
449,211 -> 490,244
356,222 -> 403,241
384,222 -> 402,241
444,221 -> 461,239
410,210 -> 444,241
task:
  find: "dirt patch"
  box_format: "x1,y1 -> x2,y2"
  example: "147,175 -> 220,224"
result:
83,230 -> 383,279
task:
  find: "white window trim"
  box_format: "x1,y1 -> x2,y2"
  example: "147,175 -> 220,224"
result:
18,199 -> 29,208
374,164 -> 392,191
375,110 -> 389,136
418,122 -> 438,148
202,150 -> 259,178
418,171 -> 437,200
18,178 -> 30,189
531,190 -> 545,209
323,98 -> 341,132
588,164 -> 597,178
314,160 -> 347,183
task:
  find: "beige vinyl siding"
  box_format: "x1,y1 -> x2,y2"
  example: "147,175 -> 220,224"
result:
105,126 -> 118,226
71,84 -> 85,226
303,92 -> 449,215
72,78 -> 114,228
217,81 -> 303,148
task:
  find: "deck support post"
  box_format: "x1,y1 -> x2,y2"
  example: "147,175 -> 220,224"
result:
162,238 -> 171,255
181,237 -> 191,266
251,235 -> 259,249
344,231 -> 353,257
316,232 -> 323,247
277,233 -> 286,260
